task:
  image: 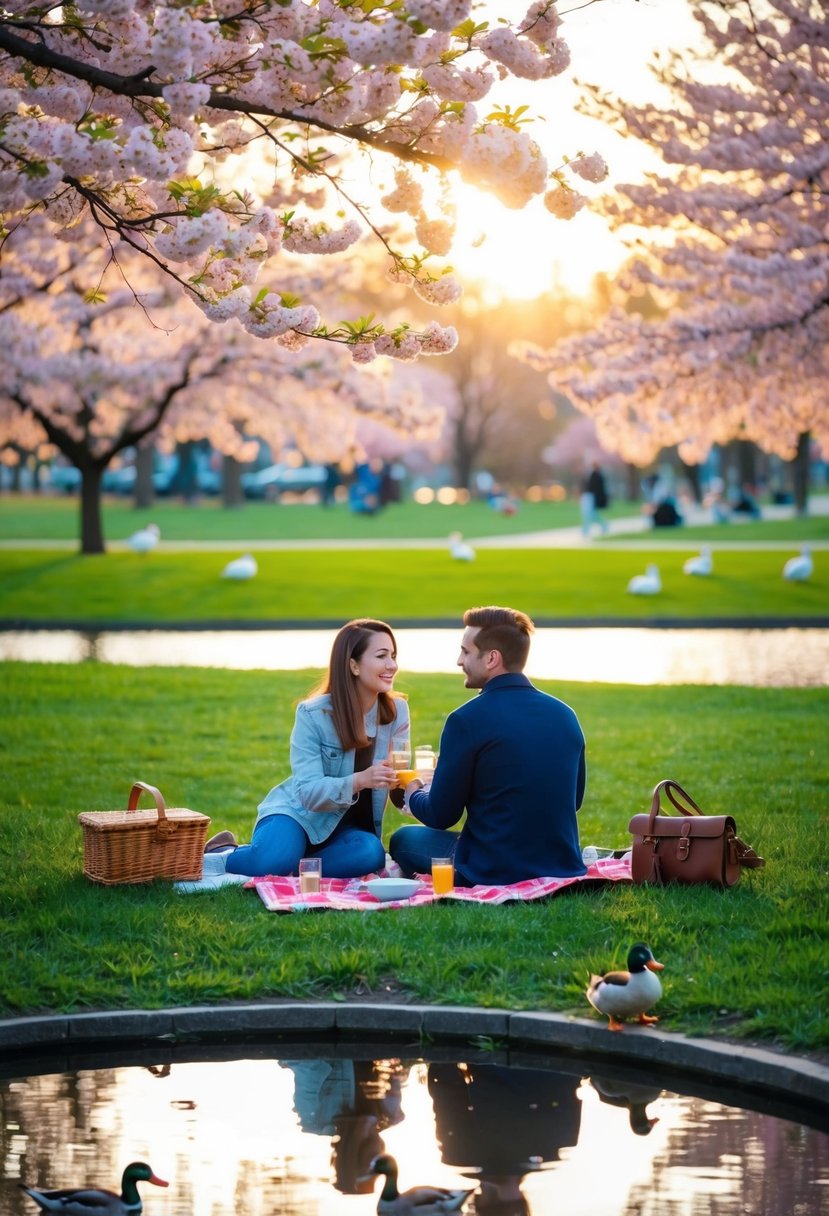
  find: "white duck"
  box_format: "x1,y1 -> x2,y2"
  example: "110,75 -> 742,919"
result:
127,523 -> 160,554
20,1162 -> 168,1216
448,532 -> 475,561
783,544 -> 813,581
626,563 -> 661,595
365,1155 -> 475,1215
221,553 -> 258,580
683,545 -> 713,576
586,942 -> 664,1032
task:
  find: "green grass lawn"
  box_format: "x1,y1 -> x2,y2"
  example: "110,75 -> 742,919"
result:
1,547 -> 826,622
2,662 -> 827,1051
2,491 -> 828,543
0,494 -> 598,541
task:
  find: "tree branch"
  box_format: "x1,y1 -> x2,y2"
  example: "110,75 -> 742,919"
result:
0,22 -> 455,171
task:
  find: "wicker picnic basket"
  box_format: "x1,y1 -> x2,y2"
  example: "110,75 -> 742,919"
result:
78,781 -> 211,885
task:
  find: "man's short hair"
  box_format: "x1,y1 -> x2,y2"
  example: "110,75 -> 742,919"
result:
463,605 -> 534,672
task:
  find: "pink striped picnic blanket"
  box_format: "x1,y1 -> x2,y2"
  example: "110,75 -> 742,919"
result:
251,854 -> 632,912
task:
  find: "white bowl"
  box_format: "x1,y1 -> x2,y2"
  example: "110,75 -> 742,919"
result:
364,878 -> 421,902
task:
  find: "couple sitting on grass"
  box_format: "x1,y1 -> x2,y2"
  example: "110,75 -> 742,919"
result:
205,605 -> 587,889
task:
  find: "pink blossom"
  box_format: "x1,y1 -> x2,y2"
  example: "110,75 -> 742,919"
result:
418,321 -> 458,355
282,217 -> 362,254
543,184 -> 587,219
375,332 -> 423,361
479,28 -> 570,80
351,341 -> 378,365
405,0 -> 471,31
381,168 -> 424,215
569,152 -> 608,184
413,274 -> 463,305
415,215 -> 455,256
162,82 -> 212,119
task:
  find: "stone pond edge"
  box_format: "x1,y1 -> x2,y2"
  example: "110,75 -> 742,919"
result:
0,1003 -> 826,1117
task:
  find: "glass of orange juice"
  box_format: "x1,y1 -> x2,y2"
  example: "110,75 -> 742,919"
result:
391,747 -> 416,788
432,856 -> 454,896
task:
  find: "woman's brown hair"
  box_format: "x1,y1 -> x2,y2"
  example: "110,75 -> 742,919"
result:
309,619 -> 399,750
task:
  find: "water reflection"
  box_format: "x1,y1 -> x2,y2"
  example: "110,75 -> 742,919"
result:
2,626 -> 828,686
2,1053 -> 827,1215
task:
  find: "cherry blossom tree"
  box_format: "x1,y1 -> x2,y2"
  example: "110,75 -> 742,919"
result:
0,0 -> 609,365
513,0 -> 828,513
0,217 -> 443,552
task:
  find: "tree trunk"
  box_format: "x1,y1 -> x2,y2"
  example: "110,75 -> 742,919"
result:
134,445 -> 155,509
679,459 -> 702,504
625,463 -> 641,502
173,440 -> 200,502
453,417 -> 478,491
792,431 -> 810,517
736,439 -> 758,490
79,465 -> 106,554
222,454 -> 244,507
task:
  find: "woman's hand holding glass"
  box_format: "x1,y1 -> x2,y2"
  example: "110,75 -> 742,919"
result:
353,758 -> 398,792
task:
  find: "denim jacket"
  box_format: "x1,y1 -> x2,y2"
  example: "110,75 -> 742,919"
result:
256,693 -> 410,846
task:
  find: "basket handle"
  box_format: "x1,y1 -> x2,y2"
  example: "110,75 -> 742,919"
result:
648,779 -> 703,832
127,781 -> 167,824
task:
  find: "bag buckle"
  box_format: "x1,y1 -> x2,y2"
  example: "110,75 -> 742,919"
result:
677,821 -> 692,861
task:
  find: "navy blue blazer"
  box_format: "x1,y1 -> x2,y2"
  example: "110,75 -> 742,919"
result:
409,673 -> 586,885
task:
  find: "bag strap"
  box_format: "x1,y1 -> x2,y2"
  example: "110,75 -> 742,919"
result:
734,836 -> 766,869
649,779 -> 704,831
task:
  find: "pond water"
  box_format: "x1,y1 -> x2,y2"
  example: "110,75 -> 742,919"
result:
2,626 -> 828,686
2,1050 -> 827,1215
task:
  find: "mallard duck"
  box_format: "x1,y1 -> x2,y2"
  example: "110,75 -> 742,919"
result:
365,1154 -> 475,1214
20,1161 -> 168,1215
586,942 -> 664,1031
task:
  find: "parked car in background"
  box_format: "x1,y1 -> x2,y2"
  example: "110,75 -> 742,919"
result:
48,462 -> 81,493
153,452 -> 222,496
102,465 -> 137,494
48,461 -> 137,495
241,462 -> 328,500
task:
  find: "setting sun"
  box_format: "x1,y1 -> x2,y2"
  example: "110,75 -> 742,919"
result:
450,183 -> 627,301
445,0 -> 702,303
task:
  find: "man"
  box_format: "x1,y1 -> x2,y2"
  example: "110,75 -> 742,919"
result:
389,605 -> 586,886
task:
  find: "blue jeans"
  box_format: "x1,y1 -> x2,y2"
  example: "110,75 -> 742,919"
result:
225,814 -> 386,879
389,825 -> 461,880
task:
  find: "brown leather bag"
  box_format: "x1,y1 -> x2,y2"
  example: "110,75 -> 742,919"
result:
628,779 -> 765,888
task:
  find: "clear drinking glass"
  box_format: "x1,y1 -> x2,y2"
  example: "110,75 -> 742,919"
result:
298,857 -> 321,894
415,745 -> 437,777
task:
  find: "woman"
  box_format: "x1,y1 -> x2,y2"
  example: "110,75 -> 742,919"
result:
206,619 -> 409,880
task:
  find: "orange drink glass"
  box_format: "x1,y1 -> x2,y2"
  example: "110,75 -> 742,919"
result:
432,856 -> 454,896
391,747 -> 413,787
